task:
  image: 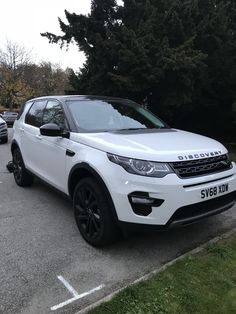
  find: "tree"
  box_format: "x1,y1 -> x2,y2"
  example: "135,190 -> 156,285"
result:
42,0 -> 236,141
0,40 -> 72,108
0,67 -> 34,107
0,40 -> 32,71
22,61 -> 72,96
0,40 -> 33,108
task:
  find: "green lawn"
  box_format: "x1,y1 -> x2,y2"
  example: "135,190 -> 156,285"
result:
89,233 -> 236,314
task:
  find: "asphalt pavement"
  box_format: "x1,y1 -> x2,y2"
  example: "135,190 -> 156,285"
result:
0,128 -> 236,314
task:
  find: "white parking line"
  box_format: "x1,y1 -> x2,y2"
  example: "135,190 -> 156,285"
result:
57,275 -> 79,297
50,275 -> 105,311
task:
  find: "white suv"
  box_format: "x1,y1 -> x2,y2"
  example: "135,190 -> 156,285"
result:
12,96 -> 236,246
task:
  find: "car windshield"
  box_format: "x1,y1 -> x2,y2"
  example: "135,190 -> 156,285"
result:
67,100 -> 167,132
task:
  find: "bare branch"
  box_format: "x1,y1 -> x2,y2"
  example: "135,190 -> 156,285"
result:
0,40 -> 32,71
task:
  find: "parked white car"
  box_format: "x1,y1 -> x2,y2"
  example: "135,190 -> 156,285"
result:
0,116 -> 8,143
11,96 -> 236,246
0,111 -> 18,126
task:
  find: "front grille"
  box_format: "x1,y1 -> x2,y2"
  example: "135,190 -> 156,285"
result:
170,154 -> 232,178
169,191 -> 236,225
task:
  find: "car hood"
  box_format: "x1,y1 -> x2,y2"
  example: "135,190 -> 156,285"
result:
70,129 -> 227,162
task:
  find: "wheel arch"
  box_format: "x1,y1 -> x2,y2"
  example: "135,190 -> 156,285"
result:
68,163 -> 119,221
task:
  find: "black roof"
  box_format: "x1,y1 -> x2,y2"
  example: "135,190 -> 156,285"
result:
27,95 -> 132,103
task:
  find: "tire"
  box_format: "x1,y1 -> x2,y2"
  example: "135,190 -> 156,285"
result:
73,177 -> 119,246
12,148 -> 34,187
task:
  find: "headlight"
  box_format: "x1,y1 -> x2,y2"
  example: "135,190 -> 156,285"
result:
107,153 -> 173,178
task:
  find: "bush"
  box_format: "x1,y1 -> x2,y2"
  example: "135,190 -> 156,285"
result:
0,106 -> 20,113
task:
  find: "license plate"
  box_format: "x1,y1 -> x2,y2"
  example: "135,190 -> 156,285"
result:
201,183 -> 229,199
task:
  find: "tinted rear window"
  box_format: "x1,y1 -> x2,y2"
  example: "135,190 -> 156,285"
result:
25,101 -> 46,127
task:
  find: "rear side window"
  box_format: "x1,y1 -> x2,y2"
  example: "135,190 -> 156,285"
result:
25,100 -> 46,127
17,102 -> 32,120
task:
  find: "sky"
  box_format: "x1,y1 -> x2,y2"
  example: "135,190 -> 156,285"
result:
0,0 -> 91,71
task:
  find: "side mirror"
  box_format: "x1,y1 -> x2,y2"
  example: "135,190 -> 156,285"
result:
40,123 -> 69,138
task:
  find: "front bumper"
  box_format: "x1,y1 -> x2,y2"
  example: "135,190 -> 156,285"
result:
104,162 -> 236,226
169,191 -> 236,226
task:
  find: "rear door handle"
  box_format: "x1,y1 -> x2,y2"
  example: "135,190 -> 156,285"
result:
19,127 -> 24,133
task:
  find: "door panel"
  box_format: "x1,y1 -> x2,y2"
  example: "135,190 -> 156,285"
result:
35,135 -> 69,192
36,100 -> 69,192
22,99 -> 69,193
21,100 -> 46,172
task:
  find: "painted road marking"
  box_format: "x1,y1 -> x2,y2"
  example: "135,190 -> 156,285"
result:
57,275 -> 79,297
50,275 -> 105,311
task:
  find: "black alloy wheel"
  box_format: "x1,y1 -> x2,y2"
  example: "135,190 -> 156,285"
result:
75,185 -> 102,238
12,148 -> 34,187
13,149 -> 23,183
73,177 -> 119,246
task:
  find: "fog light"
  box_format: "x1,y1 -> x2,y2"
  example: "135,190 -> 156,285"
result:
131,196 -> 154,204
128,192 -> 164,216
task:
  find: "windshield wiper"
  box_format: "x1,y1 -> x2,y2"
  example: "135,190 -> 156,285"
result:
117,127 -> 168,131
117,128 -> 147,131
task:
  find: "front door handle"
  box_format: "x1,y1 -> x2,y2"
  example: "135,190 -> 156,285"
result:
36,135 -> 42,140
66,149 -> 75,157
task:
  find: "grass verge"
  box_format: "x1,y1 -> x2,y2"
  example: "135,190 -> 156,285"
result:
89,232 -> 236,314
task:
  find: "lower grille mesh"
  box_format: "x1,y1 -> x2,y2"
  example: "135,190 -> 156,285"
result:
169,191 -> 236,223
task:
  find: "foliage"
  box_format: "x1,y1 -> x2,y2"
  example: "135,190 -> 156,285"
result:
42,0 -> 236,141
0,41 -> 33,108
21,62 -> 72,97
227,144 -> 236,161
0,66 -> 35,108
0,41 -> 72,108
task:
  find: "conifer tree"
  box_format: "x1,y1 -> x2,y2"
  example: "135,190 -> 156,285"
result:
42,0 -> 236,140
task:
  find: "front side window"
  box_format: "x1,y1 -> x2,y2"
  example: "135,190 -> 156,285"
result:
25,100 -> 46,127
67,100 -> 167,132
42,100 -> 66,129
